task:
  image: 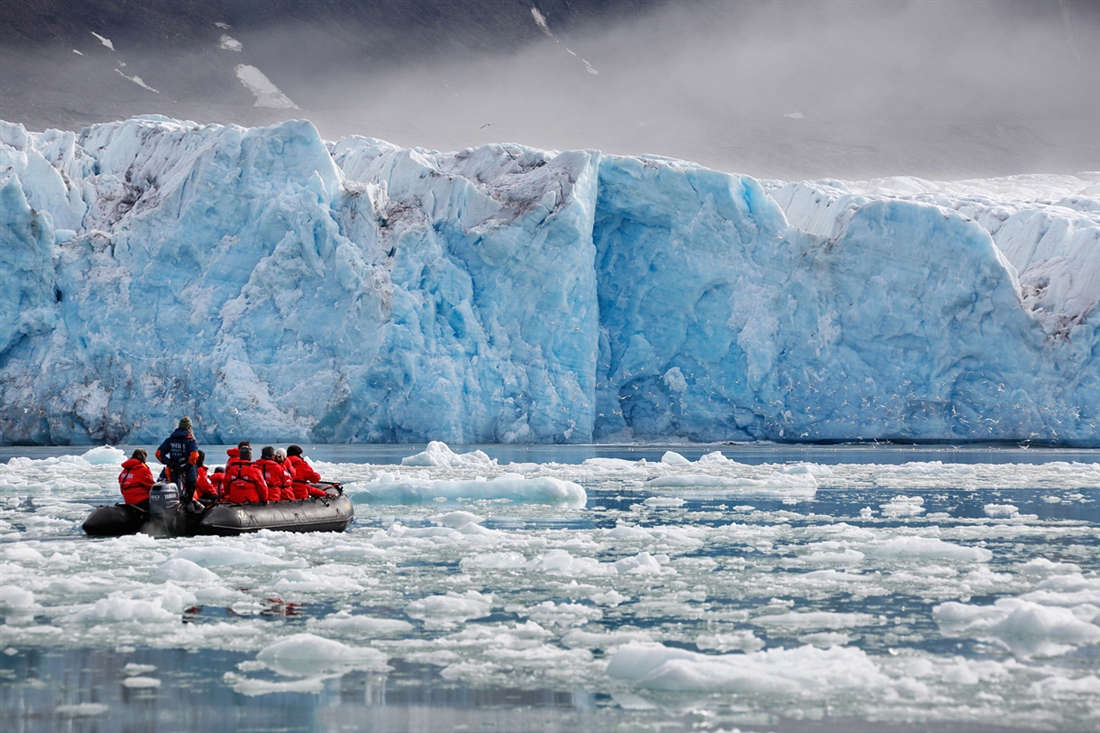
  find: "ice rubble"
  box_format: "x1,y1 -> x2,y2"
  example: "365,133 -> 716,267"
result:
1,116 -> 1097,445
0,447 -> 1098,727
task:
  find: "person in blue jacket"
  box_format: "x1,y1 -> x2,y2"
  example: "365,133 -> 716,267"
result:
156,416 -> 200,502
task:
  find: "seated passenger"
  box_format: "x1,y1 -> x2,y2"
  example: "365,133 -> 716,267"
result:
274,448 -> 295,500
223,445 -> 241,467
119,449 -> 155,510
256,446 -> 288,501
209,465 -> 226,496
285,445 -> 328,499
223,444 -> 270,504
193,451 -> 220,505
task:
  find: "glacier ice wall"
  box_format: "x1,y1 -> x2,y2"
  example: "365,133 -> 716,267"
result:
1,116 -> 1096,446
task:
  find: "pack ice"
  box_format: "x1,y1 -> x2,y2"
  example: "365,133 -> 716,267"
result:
1,116 -> 1096,445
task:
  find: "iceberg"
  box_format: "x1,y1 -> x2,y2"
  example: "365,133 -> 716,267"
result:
0,116 -> 1096,445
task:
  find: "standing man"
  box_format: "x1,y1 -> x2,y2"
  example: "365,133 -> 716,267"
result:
156,416 -> 200,503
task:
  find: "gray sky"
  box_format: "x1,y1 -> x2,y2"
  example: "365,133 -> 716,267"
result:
3,0 -> 1097,179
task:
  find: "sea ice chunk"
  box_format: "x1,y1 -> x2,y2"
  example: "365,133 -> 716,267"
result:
254,632 -> 387,677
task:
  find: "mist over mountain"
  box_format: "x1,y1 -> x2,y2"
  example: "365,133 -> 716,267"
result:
3,0 -> 1097,180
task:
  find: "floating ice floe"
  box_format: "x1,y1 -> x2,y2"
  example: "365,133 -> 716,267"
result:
81,446 -> 125,466
254,632 -> 387,677
56,703 -> 110,716
751,610 -> 879,630
935,594 -> 1100,657
984,503 -> 1019,517
606,642 -> 890,694
405,590 -> 493,629
349,472 -> 586,507
401,441 -> 495,467
880,495 -> 925,517
306,611 -> 413,637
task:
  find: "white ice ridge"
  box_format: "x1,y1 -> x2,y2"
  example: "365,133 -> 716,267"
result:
766,174 -> 1100,341
0,116 -> 1096,445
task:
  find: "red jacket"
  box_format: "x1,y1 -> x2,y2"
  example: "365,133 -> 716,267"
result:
256,458 -> 290,501
194,466 -> 219,502
277,463 -> 295,500
211,448 -> 239,497
285,455 -> 326,499
223,458 -> 269,503
119,458 -> 154,505
209,469 -> 226,497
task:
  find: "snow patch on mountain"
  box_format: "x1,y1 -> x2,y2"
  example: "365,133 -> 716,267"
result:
235,66 -> 297,109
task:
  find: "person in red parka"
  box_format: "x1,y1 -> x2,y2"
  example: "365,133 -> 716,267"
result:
209,464 -> 226,498
255,446 -> 288,502
223,443 -> 269,504
193,451 -> 221,505
119,449 -> 155,510
273,448 -> 296,500
285,445 -> 328,500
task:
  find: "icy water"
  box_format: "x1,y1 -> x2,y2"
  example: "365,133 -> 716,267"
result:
1,443 -> 1098,733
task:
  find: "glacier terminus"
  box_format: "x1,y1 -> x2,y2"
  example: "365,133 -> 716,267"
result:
1,116 -> 1097,446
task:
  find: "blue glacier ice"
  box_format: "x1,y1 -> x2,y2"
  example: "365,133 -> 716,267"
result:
0,116 -> 1096,445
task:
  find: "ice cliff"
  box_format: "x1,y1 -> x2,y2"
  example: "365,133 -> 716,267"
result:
1,116 -> 1097,445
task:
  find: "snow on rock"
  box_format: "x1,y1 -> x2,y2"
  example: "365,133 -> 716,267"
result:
90,32 -> 114,51
219,35 -> 243,52
115,69 -> 159,93
0,116 -> 1096,446
234,65 -> 297,109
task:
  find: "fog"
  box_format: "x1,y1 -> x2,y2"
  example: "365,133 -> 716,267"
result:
3,0 -> 1098,179
286,1 -> 1100,178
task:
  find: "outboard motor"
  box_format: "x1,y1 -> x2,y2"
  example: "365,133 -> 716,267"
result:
147,482 -> 181,536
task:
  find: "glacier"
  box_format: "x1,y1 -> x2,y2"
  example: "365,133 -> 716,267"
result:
0,116 -> 1096,446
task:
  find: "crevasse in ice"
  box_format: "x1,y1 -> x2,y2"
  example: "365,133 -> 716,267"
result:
0,116 -> 1096,445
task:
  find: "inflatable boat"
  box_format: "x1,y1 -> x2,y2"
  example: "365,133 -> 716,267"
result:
83,482 -> 354,538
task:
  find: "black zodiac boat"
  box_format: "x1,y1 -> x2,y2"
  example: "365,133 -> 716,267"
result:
83,481 -> 354,537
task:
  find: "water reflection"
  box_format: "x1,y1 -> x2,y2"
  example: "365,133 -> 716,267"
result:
1,648 -> 622,733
